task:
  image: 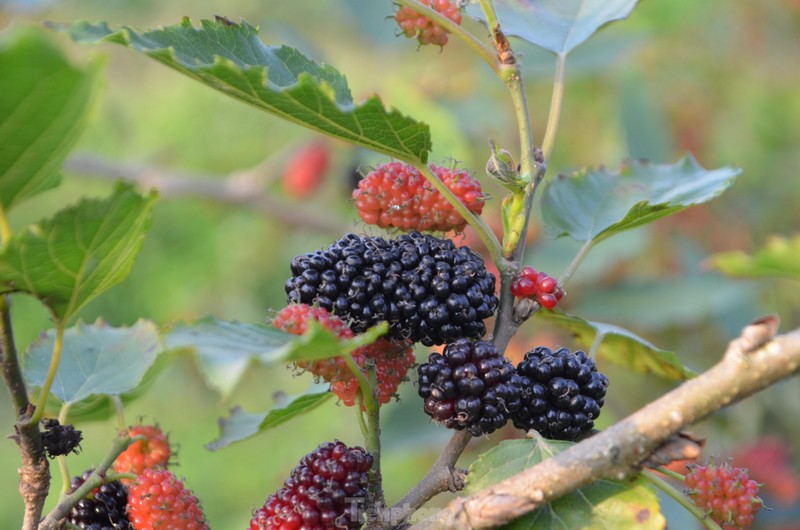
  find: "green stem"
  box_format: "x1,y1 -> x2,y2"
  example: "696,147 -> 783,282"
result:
355,392 -> 370,441
29,321 -> 66,425
558,240 -> 593,286
655,466 -> 687,482
541,53 -> 567,161
111,395 -> 126,431
57,402 -> 72,494
414,163 -> 504,267
364,364 -> 384,508
478,0 -> 499,27
641,471 -> 723,530
0,201 -> 13,244
38,435 -> 137,530
342,352 -> 377,413
393,0 -> 500,74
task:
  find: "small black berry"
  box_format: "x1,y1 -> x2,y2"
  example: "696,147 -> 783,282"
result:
41,418 -> 82,458
417,338 -> 522,436
512,346 -> 608,441
66,470 -> 132,530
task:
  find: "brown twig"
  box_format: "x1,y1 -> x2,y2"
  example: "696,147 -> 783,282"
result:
0,296 -> 50,530
64,154 -> 352,234
408,315 -> 799,529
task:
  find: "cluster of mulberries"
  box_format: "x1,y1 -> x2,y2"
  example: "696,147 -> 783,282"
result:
510,266 -> 565,309
394,0 -> 462,47
332,338 -> 416,407
272,303 -> 361,383
685,462 -> 763,529
417,339 -> 522,436
285,232 -> 497,346
353,162 -> 485,232
114,424 -> 172,481
66,470 -> 132,530
127,469 -> 209,530
417,344 -> 608,440
512,347 -> 608,441
250,441 -> 372,530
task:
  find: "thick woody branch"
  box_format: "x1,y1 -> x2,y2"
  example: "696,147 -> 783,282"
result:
410,316 -> 799,529
64,154 -> 351,234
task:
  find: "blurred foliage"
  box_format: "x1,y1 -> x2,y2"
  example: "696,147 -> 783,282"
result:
1,1 -> 800,529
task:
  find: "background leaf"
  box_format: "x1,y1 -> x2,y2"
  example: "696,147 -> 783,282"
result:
0,183 -> 156,321
535,310 -> 695,379
0,27 -> 99,210
206,386 -> 333,450
57,18 -> 431,163
466,0 -> 640,56
163,316 -> 387,397
708,235 -> 800,281
466,438 -> 665,529
541,155 -> 740,244
22,319 -> 162,404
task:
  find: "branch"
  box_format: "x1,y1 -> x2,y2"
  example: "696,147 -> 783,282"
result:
410,315 -> 798,529
64,154 -> 352,234
0,296 -> 50,530
379,430 -> 471,527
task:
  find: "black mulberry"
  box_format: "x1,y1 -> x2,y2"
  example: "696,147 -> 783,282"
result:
285,232 -> 497,346
512,346 -> 608,441
417,338 -> 522,436
249,441 -> 372,530
66,470 -> 132,530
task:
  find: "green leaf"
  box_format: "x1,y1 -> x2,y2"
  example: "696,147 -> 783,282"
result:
535,310 -> 695,380
55,18 -> 431,163
163,316 -> 387,397
465,438 -> 665,530
466,0 -> 640,56
206,386 -> 333,450
0,27 -> 99,210
708,235 -> 800,281
541,155 -> 740,244
0,183 -> 156,321
163,316 -> 295,398
23,319 -> 162,404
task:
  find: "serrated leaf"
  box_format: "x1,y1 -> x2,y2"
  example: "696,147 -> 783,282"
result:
0,27 -> 99,210
708,235 -> 800,281
541,155 -> 739,244
163,316 -> 387,397
0,183 -> 156,322
23,319 -> 162,404
466,438 -> 665,530
466,0 -> 640,56
206,387 -> 333,450
55,18 -> 431,163
535,310 -> 695,380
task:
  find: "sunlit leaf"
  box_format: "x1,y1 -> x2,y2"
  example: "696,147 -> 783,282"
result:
206,386 -> 333,450
535,310 -> 695,380
23,320 -> 162,404
541,155 -> 740,244
0,183 -> 156,322
708,235 -> 800,281
55,18 -> 431,163
466,0 -> 640,56
0,27 -> 99,210
466,438 -> 665,529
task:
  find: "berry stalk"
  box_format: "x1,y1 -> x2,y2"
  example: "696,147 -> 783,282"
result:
37,434 -> 138,530
393,0 -> 499,72
641,471 -> 724,530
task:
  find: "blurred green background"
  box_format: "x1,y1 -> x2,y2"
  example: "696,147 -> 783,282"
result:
1,0 -> 800,528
